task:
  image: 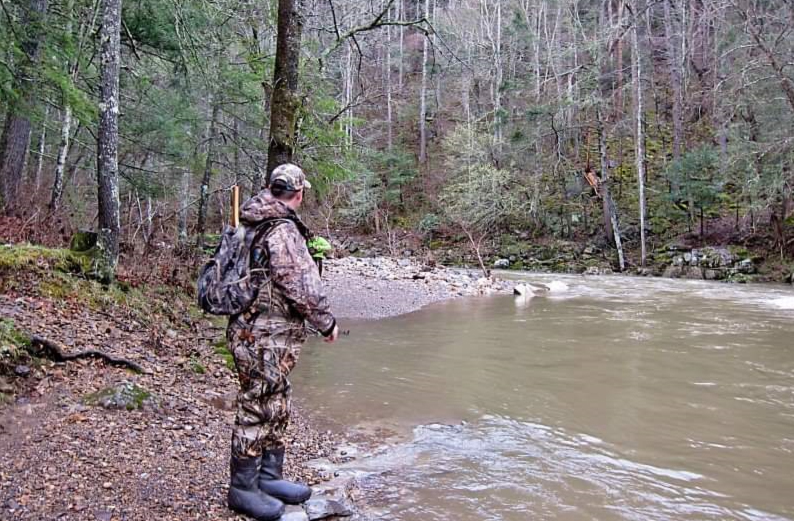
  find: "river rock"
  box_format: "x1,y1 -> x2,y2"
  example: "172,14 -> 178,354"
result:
281,505 -> 309,521
583,266 -> 612,275
494,258 -> 510,269
83,381 -> 157,411
14,365 -> 31,377
683,266 -> 704,279
662,266 -> 703,280
736,258 -> 755,274
699,247 -> 733,268
304,498 -> 353,520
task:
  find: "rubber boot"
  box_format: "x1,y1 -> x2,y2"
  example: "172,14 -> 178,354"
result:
228,455 -> 285,521
258,447 -> 312,504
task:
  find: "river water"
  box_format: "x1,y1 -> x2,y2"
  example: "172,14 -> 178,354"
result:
293,274 -> 794,521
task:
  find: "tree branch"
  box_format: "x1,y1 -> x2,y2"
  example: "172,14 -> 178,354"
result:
319,0 -> 428,67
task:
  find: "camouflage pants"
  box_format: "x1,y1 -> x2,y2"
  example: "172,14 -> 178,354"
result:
228,327 -> 303,458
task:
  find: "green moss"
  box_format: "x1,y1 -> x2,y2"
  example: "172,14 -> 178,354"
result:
0,243 -> 101,285
69,231 -> 97,252
726,272 -> 754,284
213,340 -> 235,371
189,356 -> 207,374
0,319 -> 30,349
1,319 -> 30,371
728,245 -> 750,259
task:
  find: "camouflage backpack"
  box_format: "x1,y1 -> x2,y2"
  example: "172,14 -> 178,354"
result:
197,219 -> 288,315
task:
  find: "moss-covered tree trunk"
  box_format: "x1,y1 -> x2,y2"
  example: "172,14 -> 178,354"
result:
265,0 -> 304,184
96,0 -> 122,281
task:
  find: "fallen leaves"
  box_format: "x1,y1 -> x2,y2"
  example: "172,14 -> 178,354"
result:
0,278 -> 344,520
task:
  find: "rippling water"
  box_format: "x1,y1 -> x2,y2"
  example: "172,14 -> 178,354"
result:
293,274 -> 794,520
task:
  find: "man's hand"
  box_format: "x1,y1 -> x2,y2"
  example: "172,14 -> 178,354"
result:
324,324 -> 339,343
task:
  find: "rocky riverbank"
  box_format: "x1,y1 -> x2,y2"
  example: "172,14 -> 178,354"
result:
337,231 -> 792,284
323,256 -> 513,319
0,244 -> 516,521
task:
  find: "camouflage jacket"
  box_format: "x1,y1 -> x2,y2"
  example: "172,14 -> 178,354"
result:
227,190 -> 336,339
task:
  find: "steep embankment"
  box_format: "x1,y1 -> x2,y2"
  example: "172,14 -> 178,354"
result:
0,244 -> 340,520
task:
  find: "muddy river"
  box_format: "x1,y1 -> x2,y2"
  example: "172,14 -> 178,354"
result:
294,274 -> 794,520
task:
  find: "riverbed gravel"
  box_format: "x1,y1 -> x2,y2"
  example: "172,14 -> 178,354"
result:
324,256 -> 512,319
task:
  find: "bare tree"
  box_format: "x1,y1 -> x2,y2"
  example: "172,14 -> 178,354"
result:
632,0 -> 647,266
196,102 -> 220,249
96,0 -> 122,279
418,0 -> 430,163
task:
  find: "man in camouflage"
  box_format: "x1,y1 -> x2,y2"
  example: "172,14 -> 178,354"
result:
227,163 -> 339,521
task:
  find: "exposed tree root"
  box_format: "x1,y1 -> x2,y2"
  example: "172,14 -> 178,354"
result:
29,336 -> 146,374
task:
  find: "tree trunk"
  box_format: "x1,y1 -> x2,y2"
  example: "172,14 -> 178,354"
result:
598,109 -> 626,271
632,0 -> 647,267
493,0 -> 503,146
32,104 -> 49,192
50,105 -> 72,210
0,0 -> 49,214
266,0 -> 304,184
664,0 -> 683,179
385,4 -> 393,151
196,102 -> 220,249
432,0 -> 441,115
344,43 -> 354,149
398,0 -> 404,91
597,108 -> 613,243
177,170 -> 191,244
96,0 -> 122,281
614,1 -> 624,119
418,0 -> 430,164
233,117 -> 242,186
533,1 -> 543,102
50,0 -> 83,211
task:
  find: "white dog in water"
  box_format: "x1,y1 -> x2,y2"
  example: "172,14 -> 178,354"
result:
513,281 -> 569,296
513,281 -> 569,308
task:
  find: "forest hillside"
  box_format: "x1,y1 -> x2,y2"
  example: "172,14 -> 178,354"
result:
0,0 -> 792,280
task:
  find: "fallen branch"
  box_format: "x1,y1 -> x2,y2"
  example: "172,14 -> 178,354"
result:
29,336 -> 146,374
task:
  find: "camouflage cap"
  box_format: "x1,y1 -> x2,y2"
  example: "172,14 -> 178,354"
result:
270,163 -> 312,190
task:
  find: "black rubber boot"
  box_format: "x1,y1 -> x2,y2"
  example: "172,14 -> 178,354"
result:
228,455 -> 285,521
258,447 -> 312,504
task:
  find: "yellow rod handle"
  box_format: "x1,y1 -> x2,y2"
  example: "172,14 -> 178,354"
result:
231,186 -> 240,228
